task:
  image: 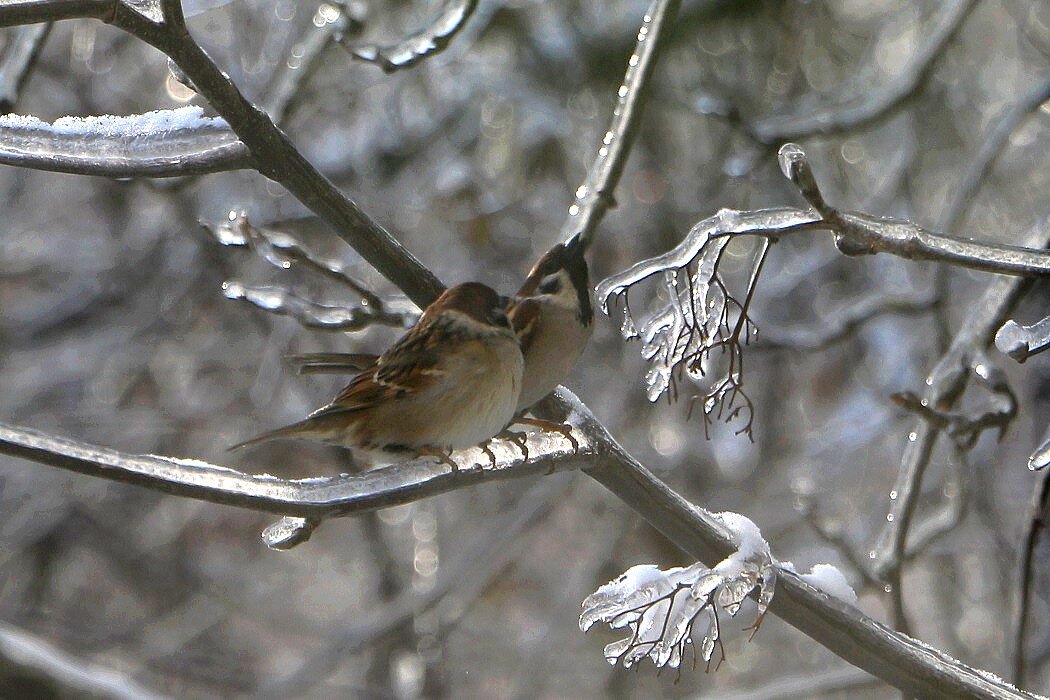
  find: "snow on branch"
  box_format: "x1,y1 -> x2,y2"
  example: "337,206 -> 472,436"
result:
581,512 -> 859,675
0,106 -> 252,177
342,0 -> 478,73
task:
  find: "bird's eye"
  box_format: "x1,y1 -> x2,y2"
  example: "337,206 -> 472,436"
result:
489,309 -> 511,328
538,274 -> 562,295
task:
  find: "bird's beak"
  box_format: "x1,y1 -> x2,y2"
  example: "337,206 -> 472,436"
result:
563,232 -> 585,257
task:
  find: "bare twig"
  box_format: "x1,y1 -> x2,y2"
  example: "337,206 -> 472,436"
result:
559,0 -> 681,250
0,621 -> 166,700
871,219 -> 1050,582
759,292 -> 934,351
342,0 -> 477,74
261,476 -> 570,696
0,22 -> 51,111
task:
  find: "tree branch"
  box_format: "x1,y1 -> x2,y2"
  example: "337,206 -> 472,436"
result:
559,0 -> 681,250
342,0 -> 477,74
871,218 -> 1050,581
0,0 -> 446,308
0,108 -> 253,177
0,22 -> 51,111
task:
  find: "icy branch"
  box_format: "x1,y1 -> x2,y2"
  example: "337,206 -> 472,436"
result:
872,218 -> 1050,581
560,0 -> 681,250
581,512 -> 776,672
222,282 -> 409,331
0,107 -> 252,177
0,400 -> 593,536
995,315 -> 1050,364
342,0 -> 477,73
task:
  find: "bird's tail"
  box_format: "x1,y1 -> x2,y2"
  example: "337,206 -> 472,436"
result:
228,419 -> 320,452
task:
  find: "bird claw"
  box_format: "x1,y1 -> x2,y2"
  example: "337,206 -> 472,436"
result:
479,441 -> 498,468
495,429 -> 530,461
515,417 -> 579,452
419,446 -> 459,471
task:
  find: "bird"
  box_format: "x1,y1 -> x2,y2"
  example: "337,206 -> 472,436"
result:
230,282 -> 524,462
287,236 -> 593,415
507,233 -> 593,413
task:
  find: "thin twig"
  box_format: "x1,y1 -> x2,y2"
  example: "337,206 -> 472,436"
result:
1012,433 -> 1050,687
0,22 -> 51,111
871,219 -> 1050,582
342,0 -> 478,74
559,0 -> 681,250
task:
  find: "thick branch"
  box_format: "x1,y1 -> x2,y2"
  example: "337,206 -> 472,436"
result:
577,414 -> 1035,699
0,418 -> 591,520
0,387 -> 1036,698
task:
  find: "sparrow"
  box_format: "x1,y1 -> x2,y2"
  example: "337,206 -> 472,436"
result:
230,282 -> 524,460
507,233 -> 593,413
287,236 -> 593,414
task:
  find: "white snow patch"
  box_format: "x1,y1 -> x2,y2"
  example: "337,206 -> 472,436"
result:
799,563 -> 857,605
0,107 -> 229,138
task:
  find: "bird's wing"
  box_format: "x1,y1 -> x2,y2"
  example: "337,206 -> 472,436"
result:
508,297 -> 543,354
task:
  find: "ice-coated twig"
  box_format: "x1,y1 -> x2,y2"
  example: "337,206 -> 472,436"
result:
559,0 -> 682,251
1013,444 -> 1050,686
222,281 -> 409,331
0,22 -> 51,112
342,0 -> 477,73
203,213 -> 394,308
996,315 -> 1050,364
890,350 -> 1017,449
0,0 -> 447,306
0,107 -> 252,177
0,621 -> 166,700
0,413 -> 591,524
1030,435 -> 1050,472
776,144 -> 1050,277
581,512 -> 776,673
872,218 -> 1050,583
748,0 -> 979,142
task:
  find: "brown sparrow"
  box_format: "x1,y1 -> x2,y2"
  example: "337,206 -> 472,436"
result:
507,233 -> 593,413
230,282 -> 524,459
287,237 -> 593,415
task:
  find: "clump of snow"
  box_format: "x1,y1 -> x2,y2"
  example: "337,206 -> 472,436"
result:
799,563 -> 857,605
0,107 -> 229,138
581,509 -> 777,671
